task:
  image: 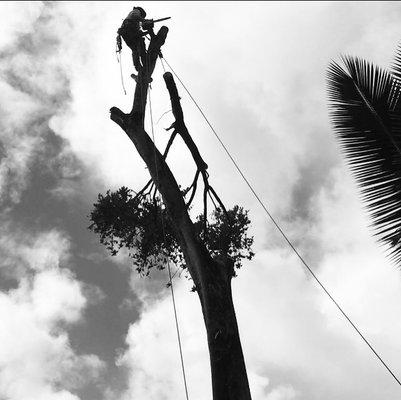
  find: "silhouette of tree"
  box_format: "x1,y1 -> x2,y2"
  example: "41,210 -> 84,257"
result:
89,24 -> 254,400
327,48 -> 401,264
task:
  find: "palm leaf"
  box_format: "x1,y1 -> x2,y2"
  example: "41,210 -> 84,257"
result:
327,56 -> 401,264
391,44 -> 401,82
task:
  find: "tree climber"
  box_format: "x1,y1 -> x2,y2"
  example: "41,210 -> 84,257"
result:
116,6 -> 154,73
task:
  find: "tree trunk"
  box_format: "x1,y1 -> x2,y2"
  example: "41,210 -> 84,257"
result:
200,255 -> 252,400
110,26 -> 252,400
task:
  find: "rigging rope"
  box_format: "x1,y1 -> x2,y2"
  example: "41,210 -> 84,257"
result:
116,50 -> 127,96
160,54 -> 167,73
160,56 -> 401,388
148,83 -> 191,400
156,109 -> 173,125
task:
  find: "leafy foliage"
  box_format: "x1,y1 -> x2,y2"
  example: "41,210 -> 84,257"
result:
89,186 -> 254,277
88,186 -> 184,276
327,53 -> 401,263
195,206 -> 254,274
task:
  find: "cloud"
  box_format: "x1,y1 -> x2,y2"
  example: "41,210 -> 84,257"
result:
266,385 -> 297,400
0,224 -> 70,280
29,268 -> 86,325
0,5 -> 108,394
0,2 -> 84,207
117,279 -> 211,400
0,2 -> 44,48
0,289 -> 103,400
0,225 -> 104,400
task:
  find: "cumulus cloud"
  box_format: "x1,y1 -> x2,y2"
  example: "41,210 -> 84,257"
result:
0,3 -> 124,399
0,0 -> 107,375
0,224 -> 70,280
0,289 -> 103,400
0,4 -> 108,394
0,2 -> 84,207
117,279 -> 210,400
0,225 -> 104,400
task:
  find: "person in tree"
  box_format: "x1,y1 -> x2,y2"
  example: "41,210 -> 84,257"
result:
117,6 -> 154,72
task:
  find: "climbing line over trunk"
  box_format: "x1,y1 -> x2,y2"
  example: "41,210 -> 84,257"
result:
148,84 -> 190,400
159,55 -> 401,388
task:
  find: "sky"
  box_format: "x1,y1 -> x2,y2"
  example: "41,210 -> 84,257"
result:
2,1 -> 401,400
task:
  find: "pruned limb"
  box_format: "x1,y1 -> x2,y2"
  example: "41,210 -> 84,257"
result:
163,70 -> 229,223
163,71 -> 208,172
110,107 -> 128,131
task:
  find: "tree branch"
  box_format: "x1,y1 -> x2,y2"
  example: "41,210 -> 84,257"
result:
133,178 -> 153,202
186,169 -> 200,208
203,183 -> 208,235
163,71 -> 208,172
163,130 -> 178,159
208,186 -> 229,216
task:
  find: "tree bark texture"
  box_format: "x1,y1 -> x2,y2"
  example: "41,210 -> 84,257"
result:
110,26 -> 252,400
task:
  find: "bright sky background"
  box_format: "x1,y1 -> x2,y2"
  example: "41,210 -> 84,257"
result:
2,1 -> 401,400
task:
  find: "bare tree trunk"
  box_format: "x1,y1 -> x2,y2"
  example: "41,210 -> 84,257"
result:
110,26 -> 252,400
200,255 -> 252,400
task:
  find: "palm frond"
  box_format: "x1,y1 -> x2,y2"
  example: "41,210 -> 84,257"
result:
327,56 -> 401,263
390,45 -> 401,113
391,44 -> 401,82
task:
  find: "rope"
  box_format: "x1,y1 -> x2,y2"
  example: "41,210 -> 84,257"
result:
160,56 -> 401,388
117,51 -> 127,95
156,109 -> 172,124
160,54 -> 167,73
148,85 -> 191,400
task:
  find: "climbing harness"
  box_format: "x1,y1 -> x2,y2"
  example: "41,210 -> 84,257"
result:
115,15 -> 171,95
